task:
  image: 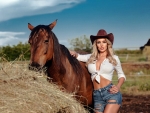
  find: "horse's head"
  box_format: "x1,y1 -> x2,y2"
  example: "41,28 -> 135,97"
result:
28,20 -> 57,70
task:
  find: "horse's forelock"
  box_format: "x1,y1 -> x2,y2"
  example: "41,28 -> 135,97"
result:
30,25 -> 50,38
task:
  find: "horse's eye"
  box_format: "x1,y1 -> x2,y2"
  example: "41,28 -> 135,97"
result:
44,40 -> 49,43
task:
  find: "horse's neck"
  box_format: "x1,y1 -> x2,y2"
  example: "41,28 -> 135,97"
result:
47,56 -> 77,85
47,58 -> 65,79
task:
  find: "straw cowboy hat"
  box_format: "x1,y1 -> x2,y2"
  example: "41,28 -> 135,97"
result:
90,29 -> 114,45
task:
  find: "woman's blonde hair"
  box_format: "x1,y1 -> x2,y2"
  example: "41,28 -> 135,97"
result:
86,38 -> 117,66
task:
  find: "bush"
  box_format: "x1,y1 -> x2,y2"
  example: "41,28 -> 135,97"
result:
139,83 -> 150,91
0,42 -> 30,61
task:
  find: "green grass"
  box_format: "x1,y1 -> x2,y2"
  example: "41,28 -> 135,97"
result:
117,54 -> 147,63
112,74 -> 150,95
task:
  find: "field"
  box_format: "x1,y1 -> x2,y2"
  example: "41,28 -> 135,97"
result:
113,63 -> 150,113
0,60 -> 150,113
113,63 -> 150,95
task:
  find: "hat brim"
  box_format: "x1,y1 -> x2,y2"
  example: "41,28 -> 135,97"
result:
90,33 -> 114,45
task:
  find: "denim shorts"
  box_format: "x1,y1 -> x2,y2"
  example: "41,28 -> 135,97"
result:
93,83 -> 122,112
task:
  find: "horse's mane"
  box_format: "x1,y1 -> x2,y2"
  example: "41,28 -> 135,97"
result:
52,32 -> 83,77
60,44 -> 83,77
30,25 -> 83,77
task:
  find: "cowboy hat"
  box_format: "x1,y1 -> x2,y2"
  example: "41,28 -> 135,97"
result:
90,29 -> 114,45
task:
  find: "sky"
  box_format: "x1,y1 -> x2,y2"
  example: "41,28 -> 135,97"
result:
0,0 -> 150,49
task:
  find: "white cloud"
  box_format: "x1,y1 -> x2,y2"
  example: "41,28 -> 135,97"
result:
0,31 -> 26,46
0,31 -> 71,47
0,0 -> 85,22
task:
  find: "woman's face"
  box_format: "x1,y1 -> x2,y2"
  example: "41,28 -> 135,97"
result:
96,38 -> 108,53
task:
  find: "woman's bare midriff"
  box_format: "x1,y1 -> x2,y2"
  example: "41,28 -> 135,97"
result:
93,75 -> 111,90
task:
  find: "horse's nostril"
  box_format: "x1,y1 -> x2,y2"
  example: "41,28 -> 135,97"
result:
30,62 -> 40,67
28,62 -> 42,71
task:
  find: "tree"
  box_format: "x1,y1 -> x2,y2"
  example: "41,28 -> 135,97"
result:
69,35 -> 92,53
0,42 -> 30,61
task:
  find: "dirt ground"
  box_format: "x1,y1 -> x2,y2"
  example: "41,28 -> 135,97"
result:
117,63 -> 150,113
120,94 -> 150,113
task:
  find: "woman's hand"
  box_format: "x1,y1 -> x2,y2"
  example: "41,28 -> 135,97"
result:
109,77 -> 124,94
109,85 -> 120,94
69,50 -> 78,58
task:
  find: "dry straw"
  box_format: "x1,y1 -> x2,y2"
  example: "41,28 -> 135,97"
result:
0,58 -> 91,113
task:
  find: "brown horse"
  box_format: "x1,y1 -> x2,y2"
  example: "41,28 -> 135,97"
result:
28,20 -> 93,107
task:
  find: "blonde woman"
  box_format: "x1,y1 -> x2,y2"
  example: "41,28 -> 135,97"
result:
70,29 -> 126,113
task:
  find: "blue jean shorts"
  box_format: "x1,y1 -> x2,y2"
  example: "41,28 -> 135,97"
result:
93,83 -> 122,112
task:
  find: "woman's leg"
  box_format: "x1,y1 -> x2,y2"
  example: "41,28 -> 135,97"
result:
103,100 -> 121,113
103,90 -> 122,113
93,102 -> 105,113
93,90 -> 106,113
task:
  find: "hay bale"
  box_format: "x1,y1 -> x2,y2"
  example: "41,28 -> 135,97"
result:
142,46 -> 150,60
0,62 -> 90,113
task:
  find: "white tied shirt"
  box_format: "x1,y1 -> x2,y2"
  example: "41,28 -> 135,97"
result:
77,54 -> 126,83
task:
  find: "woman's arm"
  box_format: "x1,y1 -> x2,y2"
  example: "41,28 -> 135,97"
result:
69,50 -> 91,62
69,50 -> 78,58
114,55 -> 126,81
109,77 -> 125,94
109,55 -> 126,94
116,77 -> 125,90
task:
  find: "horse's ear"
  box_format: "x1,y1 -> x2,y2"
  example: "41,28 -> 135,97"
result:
49,19 -> 57,30
28,23 -> 34,30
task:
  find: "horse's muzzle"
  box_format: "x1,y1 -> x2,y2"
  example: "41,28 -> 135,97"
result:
28,62 -> 43,72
